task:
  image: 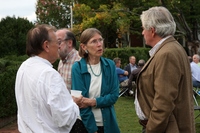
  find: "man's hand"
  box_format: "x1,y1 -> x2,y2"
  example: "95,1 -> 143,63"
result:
72,95 -> 83,107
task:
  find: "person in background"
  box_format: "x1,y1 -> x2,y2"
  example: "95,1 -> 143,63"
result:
113,57 -> 129,84
71,28 -> 120,133
191,54 -> 200,87
56,28 -> 81,91
128,59 -> 146,83
15,24 -> 81,133
128,59 -> 145,96
192,54 -> 200,67
136,6 -> 195,133
124,56 -> 137,78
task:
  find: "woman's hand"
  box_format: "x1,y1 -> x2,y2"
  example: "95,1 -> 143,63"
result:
79,97 -> 96,108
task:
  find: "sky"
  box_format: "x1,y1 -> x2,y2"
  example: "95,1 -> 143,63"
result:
0,0 -> 37,22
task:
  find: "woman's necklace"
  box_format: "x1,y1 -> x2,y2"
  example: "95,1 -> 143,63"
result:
88,62 -> 102,77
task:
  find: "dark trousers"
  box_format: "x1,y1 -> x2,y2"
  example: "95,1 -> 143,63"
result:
97,126 -> 104,133
139,119 -> 148,133
70,119 -> 104,133
70,119 -> 87,133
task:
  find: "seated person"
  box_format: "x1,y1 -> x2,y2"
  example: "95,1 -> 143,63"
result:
128,59 -> 146,95
113,57 -> 128,86
124,56 -> 137,78
128,59 -> 146,85
191,54 -> 200,87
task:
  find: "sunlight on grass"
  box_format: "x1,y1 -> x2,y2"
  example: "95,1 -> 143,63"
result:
115,96 -> 200,133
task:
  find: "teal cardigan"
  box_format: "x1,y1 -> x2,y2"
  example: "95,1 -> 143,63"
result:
72,57 -> 120,133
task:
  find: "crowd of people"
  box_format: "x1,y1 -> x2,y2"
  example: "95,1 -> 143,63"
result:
14,6 -> 196,133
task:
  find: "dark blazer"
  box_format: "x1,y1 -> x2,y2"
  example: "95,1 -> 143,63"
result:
124,64 -> 137,78
129,66 -> 143,83
137,37 -> 195,133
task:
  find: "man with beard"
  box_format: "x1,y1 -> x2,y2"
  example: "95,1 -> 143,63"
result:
56,28 -> 81,91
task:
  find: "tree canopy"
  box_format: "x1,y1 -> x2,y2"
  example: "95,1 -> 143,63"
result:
35,0 -> 200,49
0,16 -> 34,57
36,0 -> 72,28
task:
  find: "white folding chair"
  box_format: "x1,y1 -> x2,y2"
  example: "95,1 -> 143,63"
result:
193,87 -> 200,119
119,85 -> 129,97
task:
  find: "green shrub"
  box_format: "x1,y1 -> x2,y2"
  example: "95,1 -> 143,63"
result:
0,17 -> 34,57
0,55 -> 28,117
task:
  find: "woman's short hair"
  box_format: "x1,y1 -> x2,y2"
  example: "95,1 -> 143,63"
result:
26,24 -> 56,57
79,28 -> 102,58
140,6 -> 176,38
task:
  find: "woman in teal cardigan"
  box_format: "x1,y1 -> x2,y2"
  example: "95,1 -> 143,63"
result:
71,28 -> 120,133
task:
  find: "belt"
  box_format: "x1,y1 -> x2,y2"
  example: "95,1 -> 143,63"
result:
139,119 -> 148,128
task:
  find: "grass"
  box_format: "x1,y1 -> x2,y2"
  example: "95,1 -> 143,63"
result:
115,96 -> 141,133
115,96 -> 200,133
1,94 -> 200,132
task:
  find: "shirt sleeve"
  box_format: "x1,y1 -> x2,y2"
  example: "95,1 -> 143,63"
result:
116,68 -> 125,75
46,70 -> 79,128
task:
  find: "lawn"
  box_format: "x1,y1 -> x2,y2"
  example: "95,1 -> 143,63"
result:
115,96 -> 200,133
1,95 -> 200,133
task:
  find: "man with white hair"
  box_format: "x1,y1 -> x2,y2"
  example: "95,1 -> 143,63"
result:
136,6 -> 195,133
191,54 -> 200,87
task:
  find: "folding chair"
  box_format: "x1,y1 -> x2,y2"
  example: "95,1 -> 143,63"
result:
118,80 -> 135,97
193,87 -> 200,120
119,86 -> 129,97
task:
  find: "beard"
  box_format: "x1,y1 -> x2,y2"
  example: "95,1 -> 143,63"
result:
59,48 -> 68,60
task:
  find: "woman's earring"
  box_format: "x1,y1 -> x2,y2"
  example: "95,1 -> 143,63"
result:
85,50 -> 88,54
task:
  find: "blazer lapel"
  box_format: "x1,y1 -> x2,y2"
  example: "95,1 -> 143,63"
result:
137,36 -> 177,87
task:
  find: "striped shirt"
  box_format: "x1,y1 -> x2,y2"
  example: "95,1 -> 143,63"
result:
58,49 -> 81,91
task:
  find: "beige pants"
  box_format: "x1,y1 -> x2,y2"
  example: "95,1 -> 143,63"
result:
120,79 -> 129,87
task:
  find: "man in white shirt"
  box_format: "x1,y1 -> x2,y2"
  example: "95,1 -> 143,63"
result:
191,54 -> 200,87
15,24 -> 82,133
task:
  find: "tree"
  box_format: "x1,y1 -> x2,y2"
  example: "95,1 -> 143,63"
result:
0,16 -> 34,57
72,1 -> 159,48
36,0 -> 73,28
35,0 -> 200,51
72,3 -> 129,48
160,0 -> 200,56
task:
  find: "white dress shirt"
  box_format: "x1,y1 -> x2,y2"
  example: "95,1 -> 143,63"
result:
15,56 -> 79,133
191,61 -> 200,82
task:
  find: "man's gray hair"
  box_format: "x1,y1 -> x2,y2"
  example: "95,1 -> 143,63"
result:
140,6 -> 176,38
138,59 -> 145,66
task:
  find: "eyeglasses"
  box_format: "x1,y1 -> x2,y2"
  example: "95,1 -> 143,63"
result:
88,38 -> 104,45
58,39 -> 70,45
48,40 -> 59,45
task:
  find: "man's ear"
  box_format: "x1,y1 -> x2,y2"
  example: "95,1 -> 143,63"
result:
43,41 -> 50,52
151,27 -> 156,37
68,40 -> 73,47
